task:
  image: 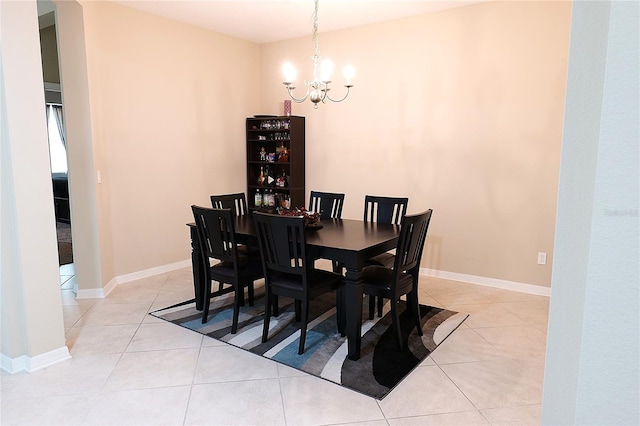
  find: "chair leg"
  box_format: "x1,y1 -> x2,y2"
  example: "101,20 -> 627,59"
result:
377,296 -> 384,317
248,282 -> 255,306
298,300 -> 309,355
273,295 -> 279,317
390,298 -> 404,351
262,289 -> 272,343
295,300 -> 301,322
368,295 -> 375,320
238,287 -> 245,307
410,289 -> 423,336
202,280 -> 212,324
231,285 -> 242,334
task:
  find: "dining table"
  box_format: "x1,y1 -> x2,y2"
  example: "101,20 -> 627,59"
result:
187,215 -> 400,360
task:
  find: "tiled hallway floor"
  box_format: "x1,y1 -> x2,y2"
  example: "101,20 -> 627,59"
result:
1,265 -> 549,425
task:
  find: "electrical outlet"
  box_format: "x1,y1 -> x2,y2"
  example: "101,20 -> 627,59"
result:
537,252 -> 547,265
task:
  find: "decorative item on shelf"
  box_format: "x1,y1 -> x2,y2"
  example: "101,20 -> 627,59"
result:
279,194 -> 291,209
277,207 -> 322,229
268,153 -> 276,162
281,0 -> 354,109
259,147 -> 267,161
276,169 -> 288,188
264,165 -> 275,186
284,100 -> 292,116
257,166 -> 266,186
278,146 -> 289,162
254,189 -> 263,207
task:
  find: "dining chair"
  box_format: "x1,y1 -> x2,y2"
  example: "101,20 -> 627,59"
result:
361,209 -> 433,351
309,191 -> 346,272
191,205 -> 263,333
363,195 -> 409,316
308,191 -> 345,220
253,211 -> 345,354
210,192 -> 261,294
210,192 -> 250,217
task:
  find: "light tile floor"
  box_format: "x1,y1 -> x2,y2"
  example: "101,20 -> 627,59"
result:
1,264 -> 549,425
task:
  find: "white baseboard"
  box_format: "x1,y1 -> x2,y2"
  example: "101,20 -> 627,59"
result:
75,260 -> 191,299
75,276 -> 115,299
115,260 -> 191,285
74,260 -> 549,300
1,346 -> 71,374
421,268 -> 551,297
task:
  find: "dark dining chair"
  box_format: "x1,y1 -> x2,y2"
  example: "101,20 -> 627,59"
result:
363,195 -> 409,316
210,192 -> 261,294
308,191 -> 345,272
210,192 -> 250,217
191,205 -> 263,333
253,211 -> 344,354
361,209 -> 433,351
308,191 -> 345,220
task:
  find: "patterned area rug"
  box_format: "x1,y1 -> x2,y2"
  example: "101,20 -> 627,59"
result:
151,289 -> 467,399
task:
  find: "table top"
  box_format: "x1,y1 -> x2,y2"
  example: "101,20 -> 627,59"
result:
189,216 -> 400,264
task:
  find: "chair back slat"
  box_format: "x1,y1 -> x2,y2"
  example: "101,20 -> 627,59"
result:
253,212 -> 308,277
210,193 -> 249,217
309,191 -> 345,220
393,209 -> 433,276
191,205 -> 237,264
364,195 -> 408,225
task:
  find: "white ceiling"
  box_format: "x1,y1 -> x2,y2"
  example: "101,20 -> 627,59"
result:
39,0 -> 485,44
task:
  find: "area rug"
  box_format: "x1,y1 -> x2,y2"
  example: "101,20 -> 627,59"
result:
56,222 -> 73,265
150,289 -> 467,399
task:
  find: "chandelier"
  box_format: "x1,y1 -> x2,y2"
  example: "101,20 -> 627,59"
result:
282,0 -> 355,109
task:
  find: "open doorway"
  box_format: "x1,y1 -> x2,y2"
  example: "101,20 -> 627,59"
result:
40,5 -> 76,291
46,89 -> 75,287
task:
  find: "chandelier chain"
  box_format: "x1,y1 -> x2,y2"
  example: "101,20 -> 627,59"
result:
312,0 -> 319,58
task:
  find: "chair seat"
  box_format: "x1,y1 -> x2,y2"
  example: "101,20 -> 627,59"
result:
270,269 -> 342,296
210,255 -> 263,281
365,252 -> 395,268
362,265 -> 414,295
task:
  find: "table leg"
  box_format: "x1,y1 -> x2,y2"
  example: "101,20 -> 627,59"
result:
190,225 -> 204,311
344,267 -> 363,360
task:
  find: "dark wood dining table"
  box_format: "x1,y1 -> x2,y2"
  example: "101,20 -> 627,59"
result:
188,216 -> 400,360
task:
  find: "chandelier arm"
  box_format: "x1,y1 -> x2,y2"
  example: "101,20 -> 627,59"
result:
284,84 -> 311,103
323,85 -> 353,103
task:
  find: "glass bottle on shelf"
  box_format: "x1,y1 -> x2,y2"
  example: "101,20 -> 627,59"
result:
268,190 -> 275,208
257,166 -> 265,186
276,169 -> 288,188
254,189 -> 262,207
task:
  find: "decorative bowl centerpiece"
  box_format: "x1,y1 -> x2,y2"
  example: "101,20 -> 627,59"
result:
277,207 -> 322,229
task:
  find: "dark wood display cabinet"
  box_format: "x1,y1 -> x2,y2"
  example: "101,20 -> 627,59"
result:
246,115 -> 305,212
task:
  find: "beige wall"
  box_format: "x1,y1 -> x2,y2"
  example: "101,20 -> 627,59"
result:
261,1 -> 571,287
77,1 -> 261,277
53,0 -> 569,291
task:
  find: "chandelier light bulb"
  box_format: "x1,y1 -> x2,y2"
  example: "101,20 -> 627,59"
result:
282,62 -> 297,84
343,65 -> 355,86
320,59 -> 334,82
